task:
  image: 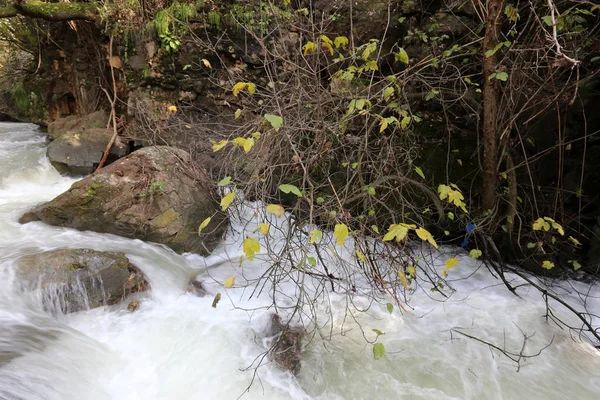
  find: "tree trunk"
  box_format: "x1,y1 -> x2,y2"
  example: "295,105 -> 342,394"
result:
0,1 -> 97,21
481,0 -> 506,212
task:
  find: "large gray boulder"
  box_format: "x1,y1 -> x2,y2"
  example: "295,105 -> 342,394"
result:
20,146 -> 228,255
46,110 -> 129,175
16,249 -> 147,314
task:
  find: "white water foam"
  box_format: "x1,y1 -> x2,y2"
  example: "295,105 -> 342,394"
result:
0,123 -> 599,400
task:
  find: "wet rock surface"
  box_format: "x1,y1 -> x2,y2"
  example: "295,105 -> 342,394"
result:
16,248 -> 147,314
266,313 -> 304,375
19,146 -> 228,255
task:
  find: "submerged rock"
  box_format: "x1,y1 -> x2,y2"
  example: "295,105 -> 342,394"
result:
266,314 -> 304,375
186,279 -> 208,297
46,110 -> 129,175
16,249 -> 147,314
19,146 -> 228,255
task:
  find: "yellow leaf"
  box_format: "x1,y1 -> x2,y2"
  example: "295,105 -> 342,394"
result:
442,257 -> 459,277
379,118 -> 388,133
320,35 -> 333,46
198,217 -> 211,235
232,82 -> 255,96
303,41 -> 317,55
266,204 -> 285,217
334,223 -> 349,246
355,250 -> 367,263
232,137 -> 255,153
220,192 -> 235,211
415,227 -> 438,249
398,271 -> 410,289
243,237 -> 261,261
259,223 -> 269,235
406,265 -> 416,278
212,140 -> 228,152
232,82 -> 247,96
533,217 -> 550,231
251,131 -> 261,139
234,109 -> 242,119
383,224 -> 409,242
168,105 -> 177,112
224,276 -> 235,288
201,58 -> 212,68
542,260 -> 555,270
309,229 -> 322,244
322,42 -> 334,56
334,36 -> 349,49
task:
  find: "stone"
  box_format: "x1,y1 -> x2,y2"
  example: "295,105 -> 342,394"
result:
47,128 -> 129,175
47,110 -> 109,140
19,146 -> 228,255
266,314 -> 304,375
186,279 -> 208,297
46,110 -> 129,175
16,249 -> 147,314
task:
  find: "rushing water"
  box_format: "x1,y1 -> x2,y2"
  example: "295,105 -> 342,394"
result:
1,123 -> 600,400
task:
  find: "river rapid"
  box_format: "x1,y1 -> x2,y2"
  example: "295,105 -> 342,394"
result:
1,123 -> 599,400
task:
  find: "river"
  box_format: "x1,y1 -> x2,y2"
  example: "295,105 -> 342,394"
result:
0,122 -> 599,400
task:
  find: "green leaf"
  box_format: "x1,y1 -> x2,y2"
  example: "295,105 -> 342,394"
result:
383,86 -> 395,102
264,114 -> 284,131
307,256 -> 317,267
447,212 -> 455,221
309,229 -> 323,244
395,47 -> 409,64
414,166 -> 425,180
469,249 -> 483,259
401,116 -> 411,129
371,225 -> 380,234
373,343 -> 386,360
372,328 -> 384,336
218,176 -> 232,186
278,184 -> 303,197
542,15 -> 553,26
494,71 -> 508,81
569,260 -> 582,271
386,303 -> 394,314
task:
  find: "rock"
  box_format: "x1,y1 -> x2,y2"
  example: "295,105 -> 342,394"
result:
266,314 -> 304,375
47,110 -> 109,140
16,249 -> 147,314
185,279 -> 207,297
47,128 -> 129,175
127,299 -> 142,312
20,146 -> 228,255
46,110 -> 129,175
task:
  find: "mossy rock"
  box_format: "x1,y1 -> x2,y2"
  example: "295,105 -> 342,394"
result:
20,146 -> 229,255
